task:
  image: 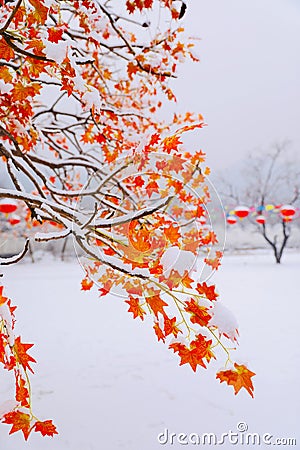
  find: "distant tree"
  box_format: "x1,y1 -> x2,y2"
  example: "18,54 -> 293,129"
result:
219,142 -> 300,263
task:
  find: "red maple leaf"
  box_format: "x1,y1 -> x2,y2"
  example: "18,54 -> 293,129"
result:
0,286 -> 8,305
126,0 -> 136,13
144,0 -> 154,8
156,160 -> 168,171
145,180 -> 159,198
162,135 -> 182,153
132,175 -> 144,188
81,277 -> 94,291
34,420 -> 58,437
47,27 -> 64,43
149,132 -> 160,145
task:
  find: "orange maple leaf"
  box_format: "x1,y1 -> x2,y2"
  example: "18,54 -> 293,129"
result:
146,294 -> 168,317
163,316 -> 181,337
16,376 -> 30,407
125,297 -> 146,320
153,322 -> 165,342
169,334 -> 215,372
168,155 -> 185,173
181,271 -> 194,289
127,61 -> 139,79
28,0 -> 48,24
196,282 -> 218,301
204,255 -> 222,271
12,81 -> 41,101
27,59 -> 50,78
2,410 -> 31,440
0,38 -> 15,62
163,224 -> 181,244
0,286 -> 8,305
128,221 -> 152,252
185,299 -> 212,327
13,337 -> 36,373
216,363 -> 256,397
0,66 -> 13,83
34,420 -> 58,437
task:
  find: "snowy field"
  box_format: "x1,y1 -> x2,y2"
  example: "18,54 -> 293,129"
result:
0,250 -> 299,449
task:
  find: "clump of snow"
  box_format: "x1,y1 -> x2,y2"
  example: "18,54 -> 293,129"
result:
73,75 -> 86,93
0,400 -> 18,419
0,80 -> 13,94
161,246 -> 196,276
208,302 -> 239,342
42,39 -> 69,65
82,87 -> 102,113
0,304 -> 15,346
0,304 -> 12,328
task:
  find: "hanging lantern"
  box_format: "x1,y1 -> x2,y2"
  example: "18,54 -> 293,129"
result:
9,215 -> 21,226
234,206 -> 250,218
280,204 -> 296,217
265,204 -> 275,211
255,215 -> 266,225
0,200 -> 18,214
283,216 -> 293,223
227,216 -> 237,225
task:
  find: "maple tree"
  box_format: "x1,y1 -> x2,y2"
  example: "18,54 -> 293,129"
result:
0,0 -> 255,440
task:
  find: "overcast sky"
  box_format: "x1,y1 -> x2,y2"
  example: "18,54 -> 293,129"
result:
170,0 -> 300,171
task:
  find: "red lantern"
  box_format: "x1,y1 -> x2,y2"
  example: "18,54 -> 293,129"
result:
9,215 -> 21,226
0,200 -> 18,214
255,215 -> 266,225
227,216 -> 237,225
283,216 -> 293,223
234,206 -> 250,218
280,204 -> 296,217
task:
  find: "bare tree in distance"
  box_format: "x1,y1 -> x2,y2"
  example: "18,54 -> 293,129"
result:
218,141 -> 300,263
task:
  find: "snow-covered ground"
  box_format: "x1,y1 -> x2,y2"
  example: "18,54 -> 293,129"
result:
0,250 -> 299,449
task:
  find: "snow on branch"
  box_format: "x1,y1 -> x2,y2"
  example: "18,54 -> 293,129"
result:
0,239 -> 30,266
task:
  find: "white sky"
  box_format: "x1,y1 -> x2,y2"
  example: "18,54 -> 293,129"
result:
170,0 -> 300,170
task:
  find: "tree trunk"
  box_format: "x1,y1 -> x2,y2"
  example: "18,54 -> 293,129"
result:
261,222 -> 289,264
